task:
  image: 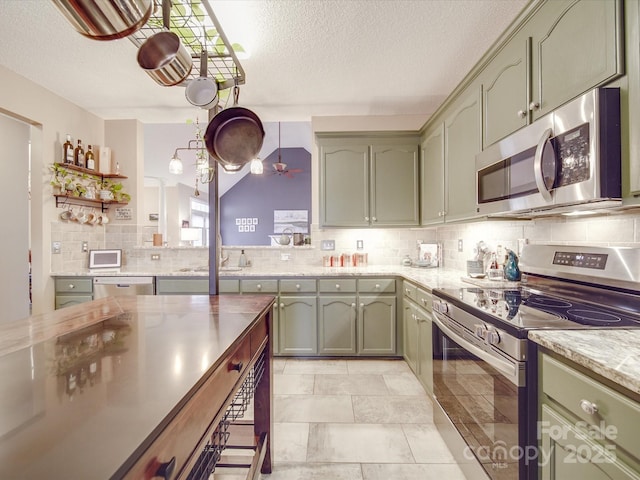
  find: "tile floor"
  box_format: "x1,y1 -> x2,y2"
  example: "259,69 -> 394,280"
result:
252,358 -> 468,480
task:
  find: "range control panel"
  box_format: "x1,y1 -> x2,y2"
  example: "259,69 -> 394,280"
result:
553,251 -> 608,270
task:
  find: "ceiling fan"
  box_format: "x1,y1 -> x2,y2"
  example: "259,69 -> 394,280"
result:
271,123 -> 303,178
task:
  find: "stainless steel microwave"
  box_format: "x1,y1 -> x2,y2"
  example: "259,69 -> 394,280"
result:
476,88 -> 621,217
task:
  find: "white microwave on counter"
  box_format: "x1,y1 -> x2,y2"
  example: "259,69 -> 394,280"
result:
476,87 -> 622,217
89,249 -> 122,270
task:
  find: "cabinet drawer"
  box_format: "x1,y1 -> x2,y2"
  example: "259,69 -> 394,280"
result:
358,278 -> 396,294
402,282 -> 417,300
219,279 -> 240,293
241,279 -> 278,293
542,354 -> 640,456
156,278 -> 209,294
279,279 -> 317,293
416,287 -> 432,311
318,279 -> 357,293
55,295 -> 93,309
55,277 -> 93,294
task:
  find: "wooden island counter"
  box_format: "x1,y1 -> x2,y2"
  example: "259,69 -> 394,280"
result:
0,294 -> 274,480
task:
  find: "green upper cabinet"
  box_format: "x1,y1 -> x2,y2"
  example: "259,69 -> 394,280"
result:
370,144 -> 420,226
420,123 -> 445,225
443,87 -> 481,223
480,31 -> 530,148
530,0 -> 623,121
420,87 -> 480,224
319,143 -> 370,227
318,135 -> 419,228
479,0 -> 623,148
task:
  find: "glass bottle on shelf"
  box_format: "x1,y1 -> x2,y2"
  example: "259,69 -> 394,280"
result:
85,145 -> 95,170
74,140 -> 85,168
63,134 -> 74,164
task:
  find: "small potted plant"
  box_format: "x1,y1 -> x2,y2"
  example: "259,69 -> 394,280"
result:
99,179 -> 130,203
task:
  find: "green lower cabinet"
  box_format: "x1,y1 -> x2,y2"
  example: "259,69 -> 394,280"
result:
416,308 -> 433,395
403,299 -> 419,372
271,301 -> 280,355
357,295 -> 396,355
540,404 -> 640,480
318,296 -> 357,355
54,277 -> 93,309
539,353 -> 640,479
277,295 -> 317,356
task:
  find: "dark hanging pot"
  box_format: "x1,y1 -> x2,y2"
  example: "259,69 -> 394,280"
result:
50,0 -> 153,41
204,86 -> 264,171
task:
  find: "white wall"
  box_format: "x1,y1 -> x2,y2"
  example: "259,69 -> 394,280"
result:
0,113 -> 30,321
0,65 -> 104,314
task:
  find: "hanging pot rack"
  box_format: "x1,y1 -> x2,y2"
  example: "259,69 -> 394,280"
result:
128,0 -> 245,94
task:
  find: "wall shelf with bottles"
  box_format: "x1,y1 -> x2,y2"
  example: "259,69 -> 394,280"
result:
50,163 -> 130,213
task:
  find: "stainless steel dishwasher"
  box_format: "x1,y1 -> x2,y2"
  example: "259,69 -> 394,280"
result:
93,276 -> 155,298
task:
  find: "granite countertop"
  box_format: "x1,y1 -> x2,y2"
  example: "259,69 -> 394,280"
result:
529,330 -> 640,396
0,294 -> 275,479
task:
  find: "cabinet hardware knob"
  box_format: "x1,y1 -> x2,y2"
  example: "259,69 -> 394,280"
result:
351,303 -> 356,308
335,284 -> 340,290
517,109 -> 527,118
375,284 -> 380,289
68,284 -> 75,289
372,217 -> 377,221
229,361 -> 243,372
359,303 -> 364,308
154,456 -> 176,480
257,284 -> 262,290
580,399 -> 598,415
365,216 -> 369,221
279,303 -> 284,308
405,288 -> 410,294
296,284 -> 301,290
529,101 -> 540,111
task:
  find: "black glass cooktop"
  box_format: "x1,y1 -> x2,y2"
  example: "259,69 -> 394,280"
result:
435,286 -> 640,333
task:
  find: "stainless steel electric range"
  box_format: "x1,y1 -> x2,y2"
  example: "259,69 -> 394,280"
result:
431,244 -> 640,480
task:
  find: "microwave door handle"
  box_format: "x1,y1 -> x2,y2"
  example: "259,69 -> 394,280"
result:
533,128 -> 554,202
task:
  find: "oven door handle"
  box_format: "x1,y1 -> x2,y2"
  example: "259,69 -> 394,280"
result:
433,314 -> 523,387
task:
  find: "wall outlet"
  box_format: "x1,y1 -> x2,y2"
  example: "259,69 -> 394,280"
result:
52,241 -> 61,254
82,241 -> 88,253
281,253 -> 290,261
321,240 -> 335,251
356,240 -> 364,250
151,254 -> 161,261
458,239 -> 464,252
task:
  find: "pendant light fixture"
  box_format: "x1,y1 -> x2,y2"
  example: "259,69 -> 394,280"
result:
169,153 -> 184,174
250,157 -> 263,174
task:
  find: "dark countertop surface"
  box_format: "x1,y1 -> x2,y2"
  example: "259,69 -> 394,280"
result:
0,294 -> 274,480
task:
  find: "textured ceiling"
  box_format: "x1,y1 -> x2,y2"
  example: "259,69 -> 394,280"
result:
0,0 -> 528,124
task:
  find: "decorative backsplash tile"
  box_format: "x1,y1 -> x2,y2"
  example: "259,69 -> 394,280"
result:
51,211 -> 640,273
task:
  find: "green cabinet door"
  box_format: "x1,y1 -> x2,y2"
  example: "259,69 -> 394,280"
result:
358,295 -> 396,355
444,87 -> 481,222
278,295 -> 318,355
530,0 -> 623,120
416,307 -> 433,395
403,299 -> 418,372
370,143 -> 420,226
481,33 -> 530,147
319,143 -> 369,227
318,296 -> 357,355
420,123 -> 445,225
540,404 -> 640,480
